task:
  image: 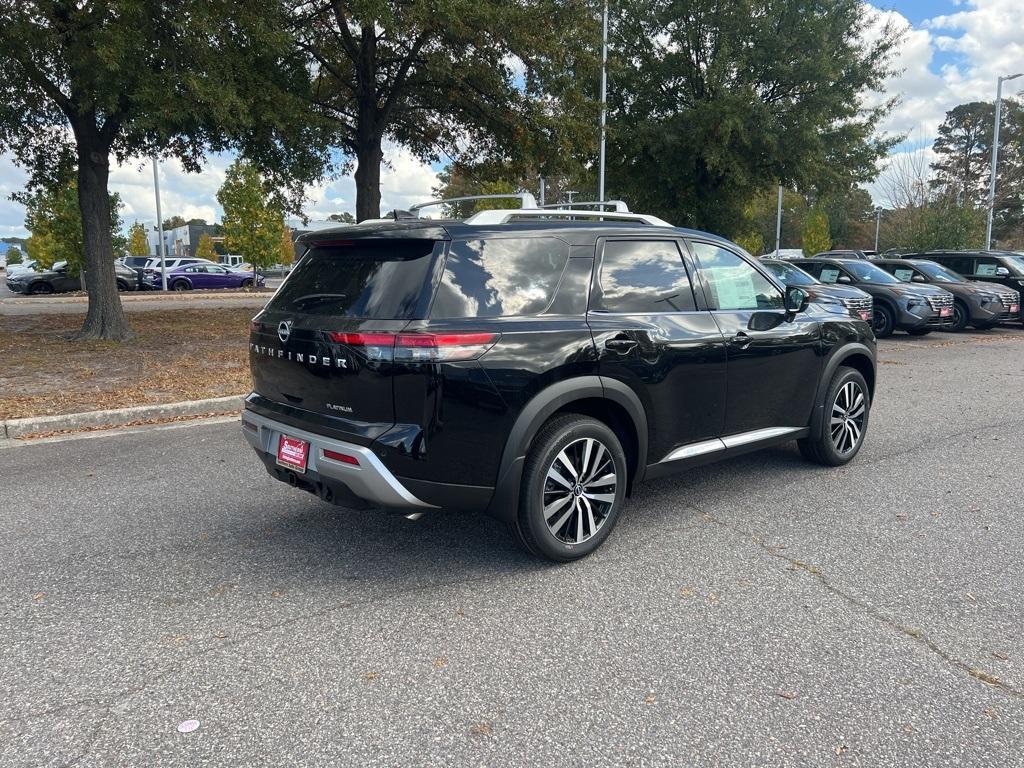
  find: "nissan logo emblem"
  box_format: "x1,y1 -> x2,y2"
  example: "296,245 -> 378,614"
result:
277,320 -> 292,343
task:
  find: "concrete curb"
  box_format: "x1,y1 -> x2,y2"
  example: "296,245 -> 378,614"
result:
0,395 -> 244,440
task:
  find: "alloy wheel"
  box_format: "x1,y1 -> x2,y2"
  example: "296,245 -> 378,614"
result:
542,437 -> 618,545
830,380 -> 866,455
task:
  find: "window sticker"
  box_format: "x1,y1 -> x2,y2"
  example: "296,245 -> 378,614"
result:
893,268 -> 915,282
819,268 -> 841,283
976,263 -> 998,276
715,267 -> 757,309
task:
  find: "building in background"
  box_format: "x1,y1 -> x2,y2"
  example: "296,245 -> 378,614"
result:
145,222 -> 221,259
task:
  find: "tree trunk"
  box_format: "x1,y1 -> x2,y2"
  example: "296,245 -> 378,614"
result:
354,133 -> 383,222
75,134 -> 131,340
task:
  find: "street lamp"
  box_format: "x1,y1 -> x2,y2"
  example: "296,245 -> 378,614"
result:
985,72 -> 1023,250
597,0 -> 609,203
152,157 -> 168,291
874,207 -> 882,253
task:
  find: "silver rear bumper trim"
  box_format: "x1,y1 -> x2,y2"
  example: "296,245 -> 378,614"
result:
240,410 -> 437,509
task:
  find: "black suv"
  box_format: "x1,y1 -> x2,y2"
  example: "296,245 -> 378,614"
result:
874,258 -> 1020,331
796,258 -> 955,337
897,251 -> 1024,325
242,205 -> 877,561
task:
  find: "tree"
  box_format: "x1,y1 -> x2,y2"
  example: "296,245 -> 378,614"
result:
217,159 -> 287,272
801,208 -> 832,255
279,226 -> 295,265
19,178 -> 123,273
6,246 -> 22,265
294,0 -> 597,221
0,2 -> 328,339
127,221 -> 150,257
605,0 -> 901,237
327,212 -> 356,224
161,216 -> 188,231
195,233 -> 217,262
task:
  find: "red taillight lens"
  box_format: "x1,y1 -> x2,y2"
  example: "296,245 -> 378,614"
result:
326,331 -> 499,362
250,321 -> 260,333
322,449 -> 359,466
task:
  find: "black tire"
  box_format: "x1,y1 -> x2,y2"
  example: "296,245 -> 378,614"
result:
798,366 -> 870,467
171,280 -> 190,291
950,299 -> 970,332
241,278 -> 254,288
872,304 -> 894,338
28,282 -> 54,295
906,328 -> 931,336
116,279 -> 129,292
513,414 -> 628,562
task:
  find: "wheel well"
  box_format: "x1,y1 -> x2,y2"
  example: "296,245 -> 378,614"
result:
840,353 -> 876,397
548,397 -> 640,493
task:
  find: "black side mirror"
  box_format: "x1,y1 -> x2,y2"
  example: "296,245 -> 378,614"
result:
785,286 -> 809,314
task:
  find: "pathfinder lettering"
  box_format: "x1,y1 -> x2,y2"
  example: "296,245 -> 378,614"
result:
249,343 -> 348,369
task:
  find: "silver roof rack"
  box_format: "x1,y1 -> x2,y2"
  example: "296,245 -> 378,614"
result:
540,200 -> 630,212
409,193 -> 538,216
464,208 -> 672,227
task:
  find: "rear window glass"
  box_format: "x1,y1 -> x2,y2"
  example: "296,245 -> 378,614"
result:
430,238 -> 569,318
268,240 -> 438,318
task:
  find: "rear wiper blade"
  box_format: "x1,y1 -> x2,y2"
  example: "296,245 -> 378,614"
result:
289,293 -> 348,308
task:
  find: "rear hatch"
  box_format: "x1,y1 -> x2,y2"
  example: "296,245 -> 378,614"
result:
249,231 -> 447,446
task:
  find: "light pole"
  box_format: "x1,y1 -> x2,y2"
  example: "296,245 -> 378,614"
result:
774,184 -> 783,257
152,157 -> 168,291
597,0 -> 609,203
874,207 -> 882,253
985,72 -> 1023,250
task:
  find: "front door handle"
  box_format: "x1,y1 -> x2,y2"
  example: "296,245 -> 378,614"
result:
605,337 -> 638,353
730,332 -> 752,349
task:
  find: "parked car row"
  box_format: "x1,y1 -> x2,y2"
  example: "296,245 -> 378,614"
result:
4,260 -> 139,295
760,253 -> 1021,338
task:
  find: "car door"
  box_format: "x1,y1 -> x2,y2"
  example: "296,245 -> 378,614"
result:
688,240 -> 821,437
589,237 -> 728,465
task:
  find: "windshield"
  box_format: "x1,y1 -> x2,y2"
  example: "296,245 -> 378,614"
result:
762,260 -> 816,285
1006,255 -> 1024,276
913,261 -> 967,283
842,261 -> 901,284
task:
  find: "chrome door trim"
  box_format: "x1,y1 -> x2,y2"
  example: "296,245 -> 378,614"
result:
660,427 -> 802,463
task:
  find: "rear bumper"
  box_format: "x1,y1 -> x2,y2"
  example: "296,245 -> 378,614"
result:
241,409 -> 437,510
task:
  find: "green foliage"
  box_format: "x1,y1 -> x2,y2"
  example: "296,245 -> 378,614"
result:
801,208 -> 832,255
5,246 -> 22,265
18,180 -> 123,273
279,226 -> 295,266
195,233 -> 217,262
605,0 -> 901,236
295,0 -> 599,219
217,159 -> 287,271
127,222 -> 150,257
162,216 -> 188,231
884,202 -> 986,253
733,232 -> 765,256
327,212 -> 356,224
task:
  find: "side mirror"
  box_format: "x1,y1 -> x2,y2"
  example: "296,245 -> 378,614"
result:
996,266 -> 1010,277
911,274 -> 927,283
785,286 -> 809,314
837,275 -> 852,284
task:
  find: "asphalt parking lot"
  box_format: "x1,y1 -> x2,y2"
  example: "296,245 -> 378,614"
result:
2,327 -> 1023,766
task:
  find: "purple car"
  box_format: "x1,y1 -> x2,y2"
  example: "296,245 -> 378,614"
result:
144,263 -> 265,291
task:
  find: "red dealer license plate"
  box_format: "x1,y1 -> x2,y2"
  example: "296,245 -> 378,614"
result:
277,435 -> 309,473
940,307 -> 952,317
859,310 -> 871,321
1012,304 -> 1020,315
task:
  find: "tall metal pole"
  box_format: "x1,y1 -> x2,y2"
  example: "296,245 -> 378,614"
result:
539,176 -> 546,208
874,208 -> 881,253
597,0 -> 608,203
986,73 -> 1022,250
774,184 -> 783,257
152,157 -> 168,291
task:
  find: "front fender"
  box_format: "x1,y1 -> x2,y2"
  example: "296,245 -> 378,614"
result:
809,341 -> 876,437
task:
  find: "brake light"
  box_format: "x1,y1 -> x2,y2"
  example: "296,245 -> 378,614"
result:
322,449 -> 359,466
326,331 -> 499,362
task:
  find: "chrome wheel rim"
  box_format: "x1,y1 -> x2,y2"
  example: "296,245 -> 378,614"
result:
830,380 -> 866,455
542,437 -> 617,545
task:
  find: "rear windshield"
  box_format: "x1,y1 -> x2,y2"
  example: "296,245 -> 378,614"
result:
268,240 -> 439,318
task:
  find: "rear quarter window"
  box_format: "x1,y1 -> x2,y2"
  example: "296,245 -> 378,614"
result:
430,237 -> 569,318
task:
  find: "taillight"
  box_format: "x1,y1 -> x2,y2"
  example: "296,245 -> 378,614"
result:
327,331 -> 499,362
322,449 -> 359,466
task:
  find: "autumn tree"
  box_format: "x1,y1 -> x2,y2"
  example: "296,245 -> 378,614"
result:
127,221 -> 149,257
293,0 -> 598,221
217,159 -> 287,274
6,246 -> 23,265
605,0 -> 901,236
327,212 -> 356,224
801,208 -> 832,255
279,226 -> 295,265
195,233 -> 217,262
0,1 -> 327,339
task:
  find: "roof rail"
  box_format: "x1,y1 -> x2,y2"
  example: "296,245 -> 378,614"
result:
409,193 -> 538,216
463,208 -> 672,227
540,200 -> 630,212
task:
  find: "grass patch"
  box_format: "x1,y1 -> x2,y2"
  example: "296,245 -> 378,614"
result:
0,308 -> 254,419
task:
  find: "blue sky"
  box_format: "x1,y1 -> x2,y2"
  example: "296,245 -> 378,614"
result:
2,0 -> 1022,237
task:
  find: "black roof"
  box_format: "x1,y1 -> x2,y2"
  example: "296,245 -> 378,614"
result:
298,218 -> 738,249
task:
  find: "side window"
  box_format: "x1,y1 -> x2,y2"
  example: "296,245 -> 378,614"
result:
594,240 -> 696,313
692,242 -> 784,310
798,262 -> 824,279
817,266 -> 842,284
891,266 -> 916,282
974,257 -> 1000,277
430,237 -> 569,318
942,255 -> 975,275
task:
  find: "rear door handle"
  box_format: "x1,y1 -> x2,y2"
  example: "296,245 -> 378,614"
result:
605,337 -> 638,352
730,332 -> 752,349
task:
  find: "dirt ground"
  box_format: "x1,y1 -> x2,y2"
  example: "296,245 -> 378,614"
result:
0,308 -> 255,419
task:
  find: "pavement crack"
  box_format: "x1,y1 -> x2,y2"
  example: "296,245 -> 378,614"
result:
696,506 -> 1024,701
